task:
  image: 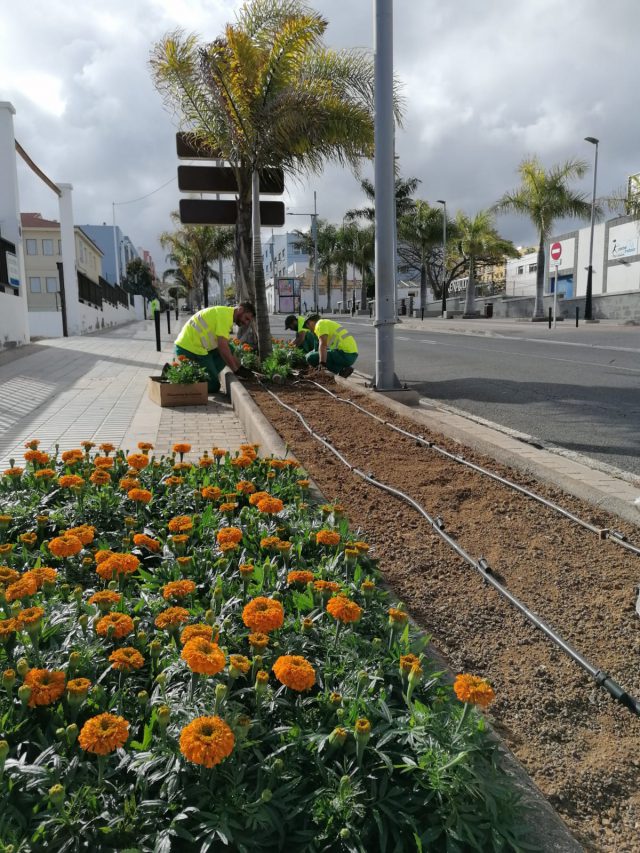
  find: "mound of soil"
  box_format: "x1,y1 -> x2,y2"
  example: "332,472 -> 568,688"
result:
251,378 -> 640,853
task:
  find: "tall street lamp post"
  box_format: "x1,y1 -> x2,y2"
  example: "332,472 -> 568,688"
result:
437,199 -> 447,317
584,136 -> 599,322
288,192 -> 319,311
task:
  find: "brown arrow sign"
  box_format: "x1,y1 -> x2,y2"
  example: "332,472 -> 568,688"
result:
178,165 -> 284,195
176,132 -> 224,160
179,199 -> 285,228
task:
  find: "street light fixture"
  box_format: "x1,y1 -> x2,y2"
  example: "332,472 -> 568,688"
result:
584,136 -> 599,321
287,191 -> 319,312
436,200 -> 447,317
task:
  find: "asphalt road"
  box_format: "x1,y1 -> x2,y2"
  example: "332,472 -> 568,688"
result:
272,316 -> 640,479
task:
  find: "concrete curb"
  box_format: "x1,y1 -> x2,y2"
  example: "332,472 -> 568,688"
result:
228,372 -> 582,852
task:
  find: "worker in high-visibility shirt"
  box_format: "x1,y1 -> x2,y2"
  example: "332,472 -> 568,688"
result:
284,314 -> 316,353
149,297 -> 160,318
303,314 -> 358,378
174,302 -> 255,393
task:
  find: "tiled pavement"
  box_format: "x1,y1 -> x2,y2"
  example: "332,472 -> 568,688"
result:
0,321 -> 246,467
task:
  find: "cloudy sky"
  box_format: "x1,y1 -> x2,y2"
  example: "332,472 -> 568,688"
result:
2,0 -> 639,275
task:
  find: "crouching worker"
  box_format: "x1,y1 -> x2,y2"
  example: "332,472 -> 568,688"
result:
174,302 -> 255,393
284,314 -> 316,353
303,314 -> 358,378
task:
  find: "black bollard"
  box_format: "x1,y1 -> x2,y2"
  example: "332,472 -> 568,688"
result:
154,310 -> 161,352
421,306 -> 424,321
166,309 -> 171,335
576,306 -> 579,328
548,307 -> 552,329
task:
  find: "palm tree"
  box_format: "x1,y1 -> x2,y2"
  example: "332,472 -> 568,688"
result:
150,0 -> 384,356
346,175 -> 420,222
397,201 -> 446,309
455,210 -> 517,317
494,157 -> 593,319
292,219 -> 340,311
160,222 -> 234,308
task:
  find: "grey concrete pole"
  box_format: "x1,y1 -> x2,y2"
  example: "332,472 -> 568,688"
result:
584,137 -> 599,321
313,191 -> 319,311
437,200 -> 447,317
58,183 -> 81,335
0,102 -> 30,346
373,0 -> 397,389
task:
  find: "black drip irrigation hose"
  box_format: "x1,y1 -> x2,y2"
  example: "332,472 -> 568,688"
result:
303,379 -> 640,559
259,380 -> 640,717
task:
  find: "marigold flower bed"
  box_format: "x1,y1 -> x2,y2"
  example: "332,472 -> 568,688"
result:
0,441 -> 528,851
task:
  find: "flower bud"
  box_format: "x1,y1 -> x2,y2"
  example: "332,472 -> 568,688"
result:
301,617 -> 313,634
205,609 -> 216,625
155,671 -> 167,688
10,602 -> 21,618
215,683 -> 227,703
0,739 -> 9,764
328,726 -> 348,748
2,669 -> 16,692
340,828 -> 350,840
55,727 -> 66,741
69,651 -> 81,670
73,586 -> 83,604
137,690 -> 149,707
336,708 -> 345,721
156,704 -> 170,731
149,639 -> 162,659
136,630 -> 147,647
255,670 -> 269,695
78,614 -> 88,633
271,758 -> 284,776
16,658 -> 29,678
260,788 -> 273,803
329,692 -> 342,706
66,724 -> 78,746
49,783 -> 65,809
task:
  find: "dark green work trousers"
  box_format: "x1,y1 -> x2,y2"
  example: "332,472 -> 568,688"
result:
175,344 -> 226,393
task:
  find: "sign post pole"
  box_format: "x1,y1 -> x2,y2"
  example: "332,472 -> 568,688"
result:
553,264 -> 559,329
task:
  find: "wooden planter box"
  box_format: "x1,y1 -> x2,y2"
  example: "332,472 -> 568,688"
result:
148,376 -> 208,407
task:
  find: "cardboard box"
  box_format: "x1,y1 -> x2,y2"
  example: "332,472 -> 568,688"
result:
148,376 -> 208,407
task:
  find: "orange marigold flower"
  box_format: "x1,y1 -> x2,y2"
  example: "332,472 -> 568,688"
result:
0,543 -> 13,555
169,534 -> 190,548
316,529 -> 341,546
35,468 -> 57,480
235,480 -> 256,495
164,476 -> 184,487
109,647 -> 145,672
247,632 -> 269,651
99,443 -> 115,454
273,655 -> 316,692
313,580 -> 341,595
48,534 -> 83,558
287,570 -> 314,586
179,715 -> 234,768
67,677 -> 91,697
132,533 -> 160,552
355,717 -> 371,736
201,486 -> 222,501
64,525 -> 96,545
249,491 -> 271,506
453,673 -> 495,709
126,453 -> 150,471
354,541 -> 370,553
239,563 -> 254,578
16,605 -> 45,628
5,574 -> 38,602
4,467 -> 24,477
24,449 -> 45,464
0,567 -> 20,585
28,566 -> 57,589
230,455 -> 252,469
229,654 -> 251,676
219,502 -> 237,514
162,579 -> 196,600
168,515 -> 193,534
137,442 -> 154,452
0,618 -> 18,640
181,637 -> 226,675
172,443 -> 191,455
94,549 -> 114,564
96,612 -> 134,639
24,668 -> 66,706
79,712 -> 129,754
216,526 -> 243,547
173,462 -> 193,472
399,653 -> 421,674
61,449 -> 83,463
93,456 -> 114,468
180,623 -> 215,645
88,589 -> 121,610
95,553 -> 140,581
297,479 -> 310,488
260,536 -> 282,551
90,469 -> 111,485
257,496 -> 284,515
58,475 -> 85,489
239,444 -> 258,458
119,477 -> 140,491
25,439 -> 40,449
326,595 -> 362,624
199,455 -> 214,468
242,597 -> 284,633
212,448 -> 227,458
19,532 -> 38,547
388,607 -> 409,626
268,459 -> 286,470
155,607 -> 190,631
127,488 -> 152,503
219,541 -> 238,554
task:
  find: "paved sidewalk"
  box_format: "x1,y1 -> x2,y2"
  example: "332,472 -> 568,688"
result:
0,321 -> 246,468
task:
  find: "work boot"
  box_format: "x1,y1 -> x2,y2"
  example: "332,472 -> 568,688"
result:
338,366 -> 354,378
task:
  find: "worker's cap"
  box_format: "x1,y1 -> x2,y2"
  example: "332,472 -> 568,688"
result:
303,313 -> 320,328
284,314 -> 297,331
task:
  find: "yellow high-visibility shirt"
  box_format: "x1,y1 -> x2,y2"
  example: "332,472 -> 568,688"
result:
175,306 -> 235,356
313,319 -> 358,354
296,316 -> 307,333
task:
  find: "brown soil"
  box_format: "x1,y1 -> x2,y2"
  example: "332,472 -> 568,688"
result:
250,377 -> 640,853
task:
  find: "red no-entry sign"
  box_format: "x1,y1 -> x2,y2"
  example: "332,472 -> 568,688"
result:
550,242 -> 562,261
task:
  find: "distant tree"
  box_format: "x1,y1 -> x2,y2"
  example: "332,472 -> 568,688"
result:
122,258 -> 156,301
494,157 -> 594,319
292,220 -> 340,311
160,221 -> 234,308
346,176 -> 420,222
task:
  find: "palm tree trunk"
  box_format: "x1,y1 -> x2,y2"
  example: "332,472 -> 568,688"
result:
420,264 -> 427,311
252,170 -> 272,359
532,237 -> 546,319
463,257 -> 477,317
326,268 -> 332,312
342,264 -> 347,313
359,260 -> 367,314
236,178 -> 254,303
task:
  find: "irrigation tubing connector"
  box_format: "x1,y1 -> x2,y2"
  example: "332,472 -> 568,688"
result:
269,379 -> 640,717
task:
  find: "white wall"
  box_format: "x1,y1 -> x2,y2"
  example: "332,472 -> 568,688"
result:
575,222 -> 605,297
0,290 -> 30,348
28,311 -> 63,338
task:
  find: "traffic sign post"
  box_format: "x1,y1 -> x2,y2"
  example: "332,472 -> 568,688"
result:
550,242 -> 562,262
178,165 -> 284,195
179,199 -> 285,228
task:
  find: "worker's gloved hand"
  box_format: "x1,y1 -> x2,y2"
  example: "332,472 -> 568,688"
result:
235,365 -> 253,379
316,362 -> 328,373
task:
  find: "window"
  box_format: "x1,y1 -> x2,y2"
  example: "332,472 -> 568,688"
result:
517,265 -> 524,275
46,276 -> 59,292
528,263 -> 537,273
26,239 -> 37,255
29,277 -> 42,293
42,239 -> 54,255
292,245 -> 302,255
58,240 -> 62,255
